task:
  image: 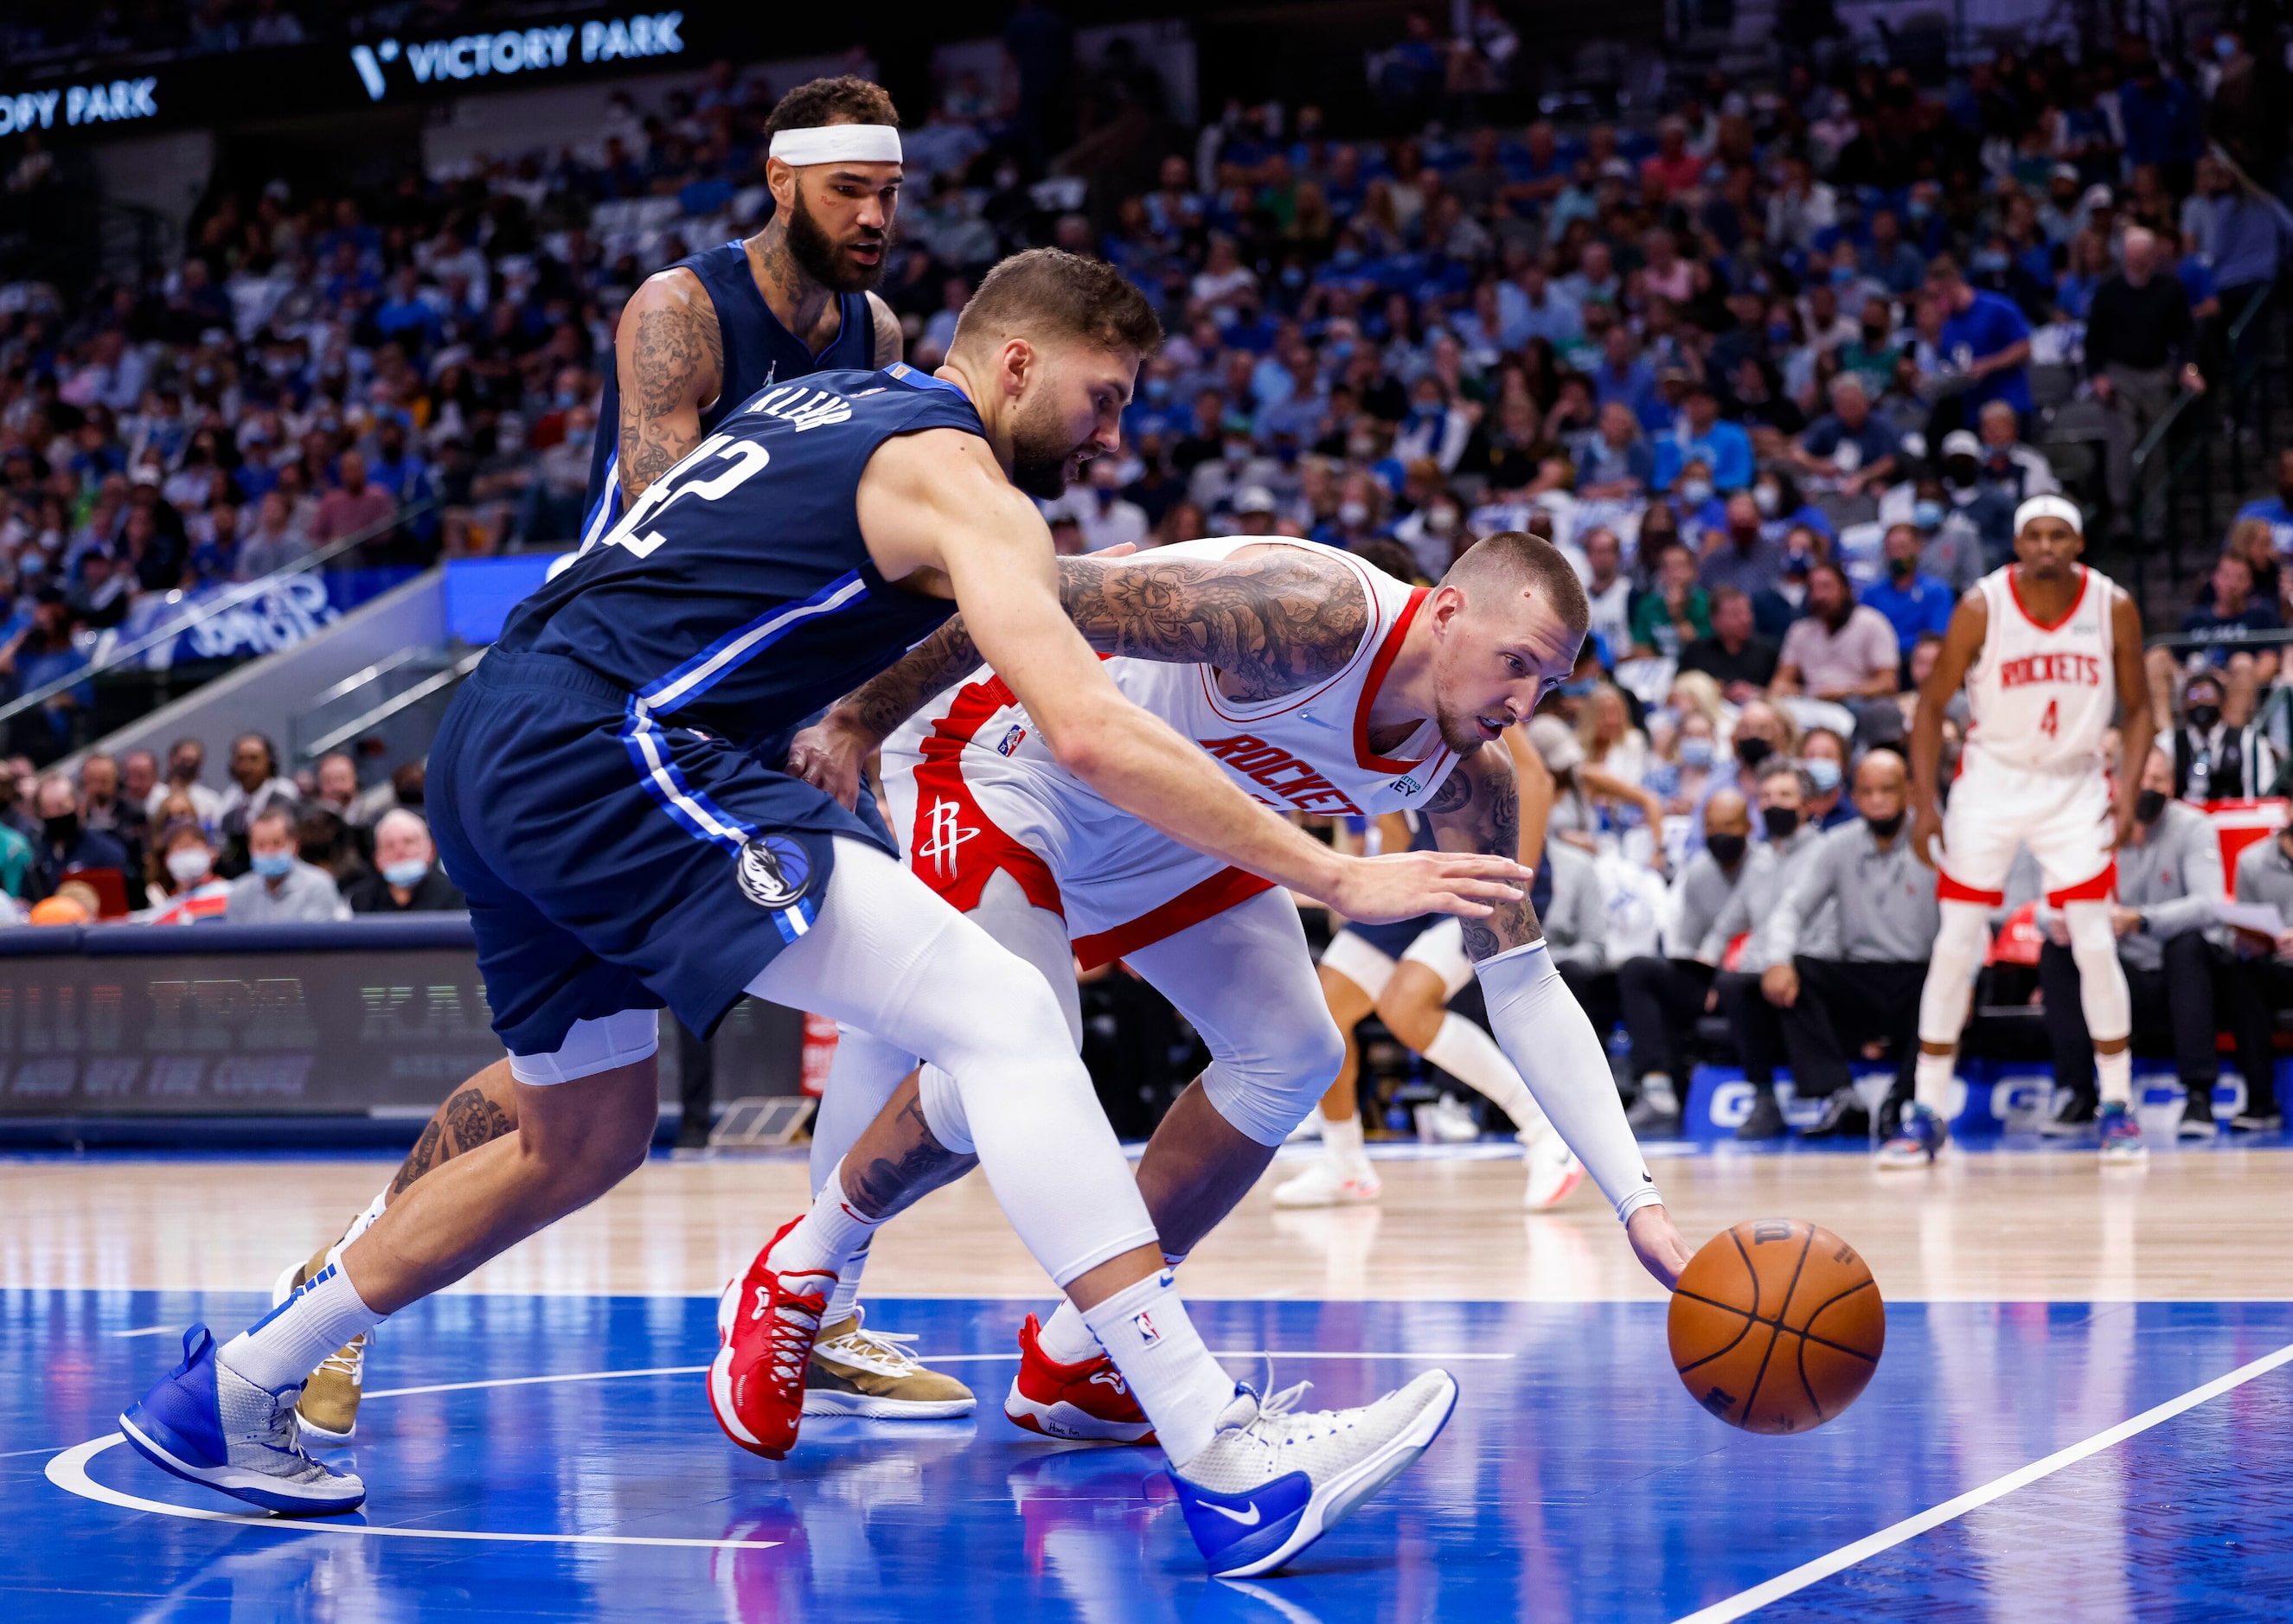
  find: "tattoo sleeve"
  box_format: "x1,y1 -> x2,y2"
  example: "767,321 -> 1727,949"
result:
844,1092 -> 978,1221
1054,550 -> 1369,700
1425,751 -> 1543,962
824,547 -> 1371,745
618,297 -> 721,498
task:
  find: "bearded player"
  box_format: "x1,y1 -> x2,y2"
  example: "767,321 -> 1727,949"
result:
775,530 -> 1689,1451
265,77 -> 984,1443
1888,495 -> 2155,1167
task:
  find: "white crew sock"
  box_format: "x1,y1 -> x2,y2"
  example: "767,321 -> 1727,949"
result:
1913,1050 -> 1956,1117
1037,1298 -> 1104,1365
770,1156 -> 886,1281
1424,1012 -> 1546,1132
2097,1048 -> 2134,1109
342,1186 -> 390,1245
219,1261 -> 381,1395
823,1240 -> 868,1327
1321,1111 -> 1369,1173
1081,1269 -> 1233,1468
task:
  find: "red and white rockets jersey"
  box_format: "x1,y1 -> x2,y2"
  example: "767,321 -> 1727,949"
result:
889,535 -> 1467,822
1963,563 -> 2118,775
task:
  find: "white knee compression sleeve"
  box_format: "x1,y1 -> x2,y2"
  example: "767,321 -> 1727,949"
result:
1918,902 -> 1990,1048
747,839 -> 1156,1288
1475,940 -> 1660,1222
507,1007 -> 661,1086
2064,900 -> 2131,1043
1125,888 -> 1342,1147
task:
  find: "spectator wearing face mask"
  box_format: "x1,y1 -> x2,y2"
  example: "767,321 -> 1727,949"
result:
1696,491 -> 1789,598
1750,750 -> 1938,1139
2034,747 -> 2226,1141
1701,761 -> 1837,1136
1679,586 -> 1779,704
1688,697 -> 1794,855
1393,486 -> 1466,579
1861,522 -> 1959,660
343,809 -> 466,913
1799,727 -> 1855,829
29,771 -> 129,902
2170,669 -> 2283,802
142,817 -> 231,925
1617,786 -> 1753,1129
224,807 -> 350,923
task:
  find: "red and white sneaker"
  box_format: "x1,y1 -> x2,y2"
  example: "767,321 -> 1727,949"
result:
710,1216 -> 836,1461
1002,1314 -> 1157,1445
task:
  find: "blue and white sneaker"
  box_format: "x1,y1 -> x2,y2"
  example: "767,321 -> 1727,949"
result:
1169,1369 -> 1457,1578
118,1326 -> 366,1516
1875,1103 -> 1947,1170
2098,1102 -> 2149,1164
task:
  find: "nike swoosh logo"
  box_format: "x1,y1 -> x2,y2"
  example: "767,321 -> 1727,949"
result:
1202,1499 -> 1262,1526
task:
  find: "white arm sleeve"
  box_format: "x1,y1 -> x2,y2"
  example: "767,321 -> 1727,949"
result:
1475,937 -> 1663,1223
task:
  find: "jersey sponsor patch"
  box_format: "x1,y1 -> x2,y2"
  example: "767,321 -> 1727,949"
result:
735,834 -> 812,911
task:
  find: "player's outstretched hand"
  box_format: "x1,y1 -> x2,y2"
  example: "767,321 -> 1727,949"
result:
1325,851 -> 1528,925
785,715 -> 871,810
1627,1205 -> 1691,1291
1908,802 -> 1944,871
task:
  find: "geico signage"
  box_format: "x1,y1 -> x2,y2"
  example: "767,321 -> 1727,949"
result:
0,78 -> 159,137
349,11 -> 683,101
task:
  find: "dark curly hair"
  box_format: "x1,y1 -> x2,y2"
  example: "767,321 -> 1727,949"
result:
764,75 -> 899,137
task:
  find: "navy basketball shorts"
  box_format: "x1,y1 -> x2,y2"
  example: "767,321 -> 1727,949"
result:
427,650 -> 895,1056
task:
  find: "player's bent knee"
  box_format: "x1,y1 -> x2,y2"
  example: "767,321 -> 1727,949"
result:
1201,1013 -> 1347,1148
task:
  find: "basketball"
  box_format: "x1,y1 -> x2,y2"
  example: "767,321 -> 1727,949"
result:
1669,1219 -> 1885,1434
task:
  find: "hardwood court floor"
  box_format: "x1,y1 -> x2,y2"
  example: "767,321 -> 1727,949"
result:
5,1139 -> 2288,1303
10,1140 -> 2293,1621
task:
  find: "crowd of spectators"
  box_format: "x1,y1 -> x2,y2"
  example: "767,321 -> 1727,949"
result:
0,736 -> 459,926
3,9 -> 2293,1129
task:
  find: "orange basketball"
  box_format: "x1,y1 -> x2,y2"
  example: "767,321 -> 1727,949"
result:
1668,1218 -> 1884,1434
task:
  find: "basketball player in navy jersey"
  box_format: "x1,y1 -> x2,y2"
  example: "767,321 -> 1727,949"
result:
121,250 -> 1529,1577
264,75 -> 972,1443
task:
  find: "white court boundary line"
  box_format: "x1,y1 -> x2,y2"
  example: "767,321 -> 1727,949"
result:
1671,1337 -> 2293,1623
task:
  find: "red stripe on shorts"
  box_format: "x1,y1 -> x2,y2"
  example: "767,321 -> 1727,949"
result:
909,675 -> 1065,918
1071,866 -> 1277,971
2045,860 -> 2117,907
1935,871 -> 2006,905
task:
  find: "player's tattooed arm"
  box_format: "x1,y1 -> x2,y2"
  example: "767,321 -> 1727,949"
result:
1054,548 -> 1371,700
815,548 -> 1372,752
615,272 -> 722,499
865,291 -> 904,368
1425,746 -> 1543,962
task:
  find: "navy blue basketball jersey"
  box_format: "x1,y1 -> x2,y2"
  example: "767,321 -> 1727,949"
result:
505,362 -> 972,745
579,238 -> 878,552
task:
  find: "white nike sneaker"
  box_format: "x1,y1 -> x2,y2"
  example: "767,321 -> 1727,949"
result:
1519,1125 -> 1586,1211
1169,1370 -> 1458,1577
1271,1156 -> 1381,1209
1416,1094 -> 1481,1143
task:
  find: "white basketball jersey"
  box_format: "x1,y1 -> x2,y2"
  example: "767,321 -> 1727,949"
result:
898,536 -> 1464,820
1963,563 -> 2117,775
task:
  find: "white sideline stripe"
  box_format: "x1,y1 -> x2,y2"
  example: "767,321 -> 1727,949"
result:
47,1436 -> 779,1550
112,1326 -> 182,1338
919,1350 -> 1515,1364
1669,1336 -> 2293,1624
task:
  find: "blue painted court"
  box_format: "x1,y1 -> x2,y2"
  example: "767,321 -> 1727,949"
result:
9,1283 -> 2292,1621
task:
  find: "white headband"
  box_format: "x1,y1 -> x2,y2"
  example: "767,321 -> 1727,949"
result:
768,125 -> 903,167
2014,495 -> 2085,535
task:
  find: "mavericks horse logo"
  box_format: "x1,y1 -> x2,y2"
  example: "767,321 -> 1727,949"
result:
736,834 -> 811,911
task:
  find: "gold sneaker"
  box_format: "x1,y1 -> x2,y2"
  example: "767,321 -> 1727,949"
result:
802,1308 -> 976,1419
270,1243 -> 368,1443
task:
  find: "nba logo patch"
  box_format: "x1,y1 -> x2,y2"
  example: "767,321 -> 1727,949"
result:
1132,1310 -> 1162,1346
996,724 -> 1027,757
